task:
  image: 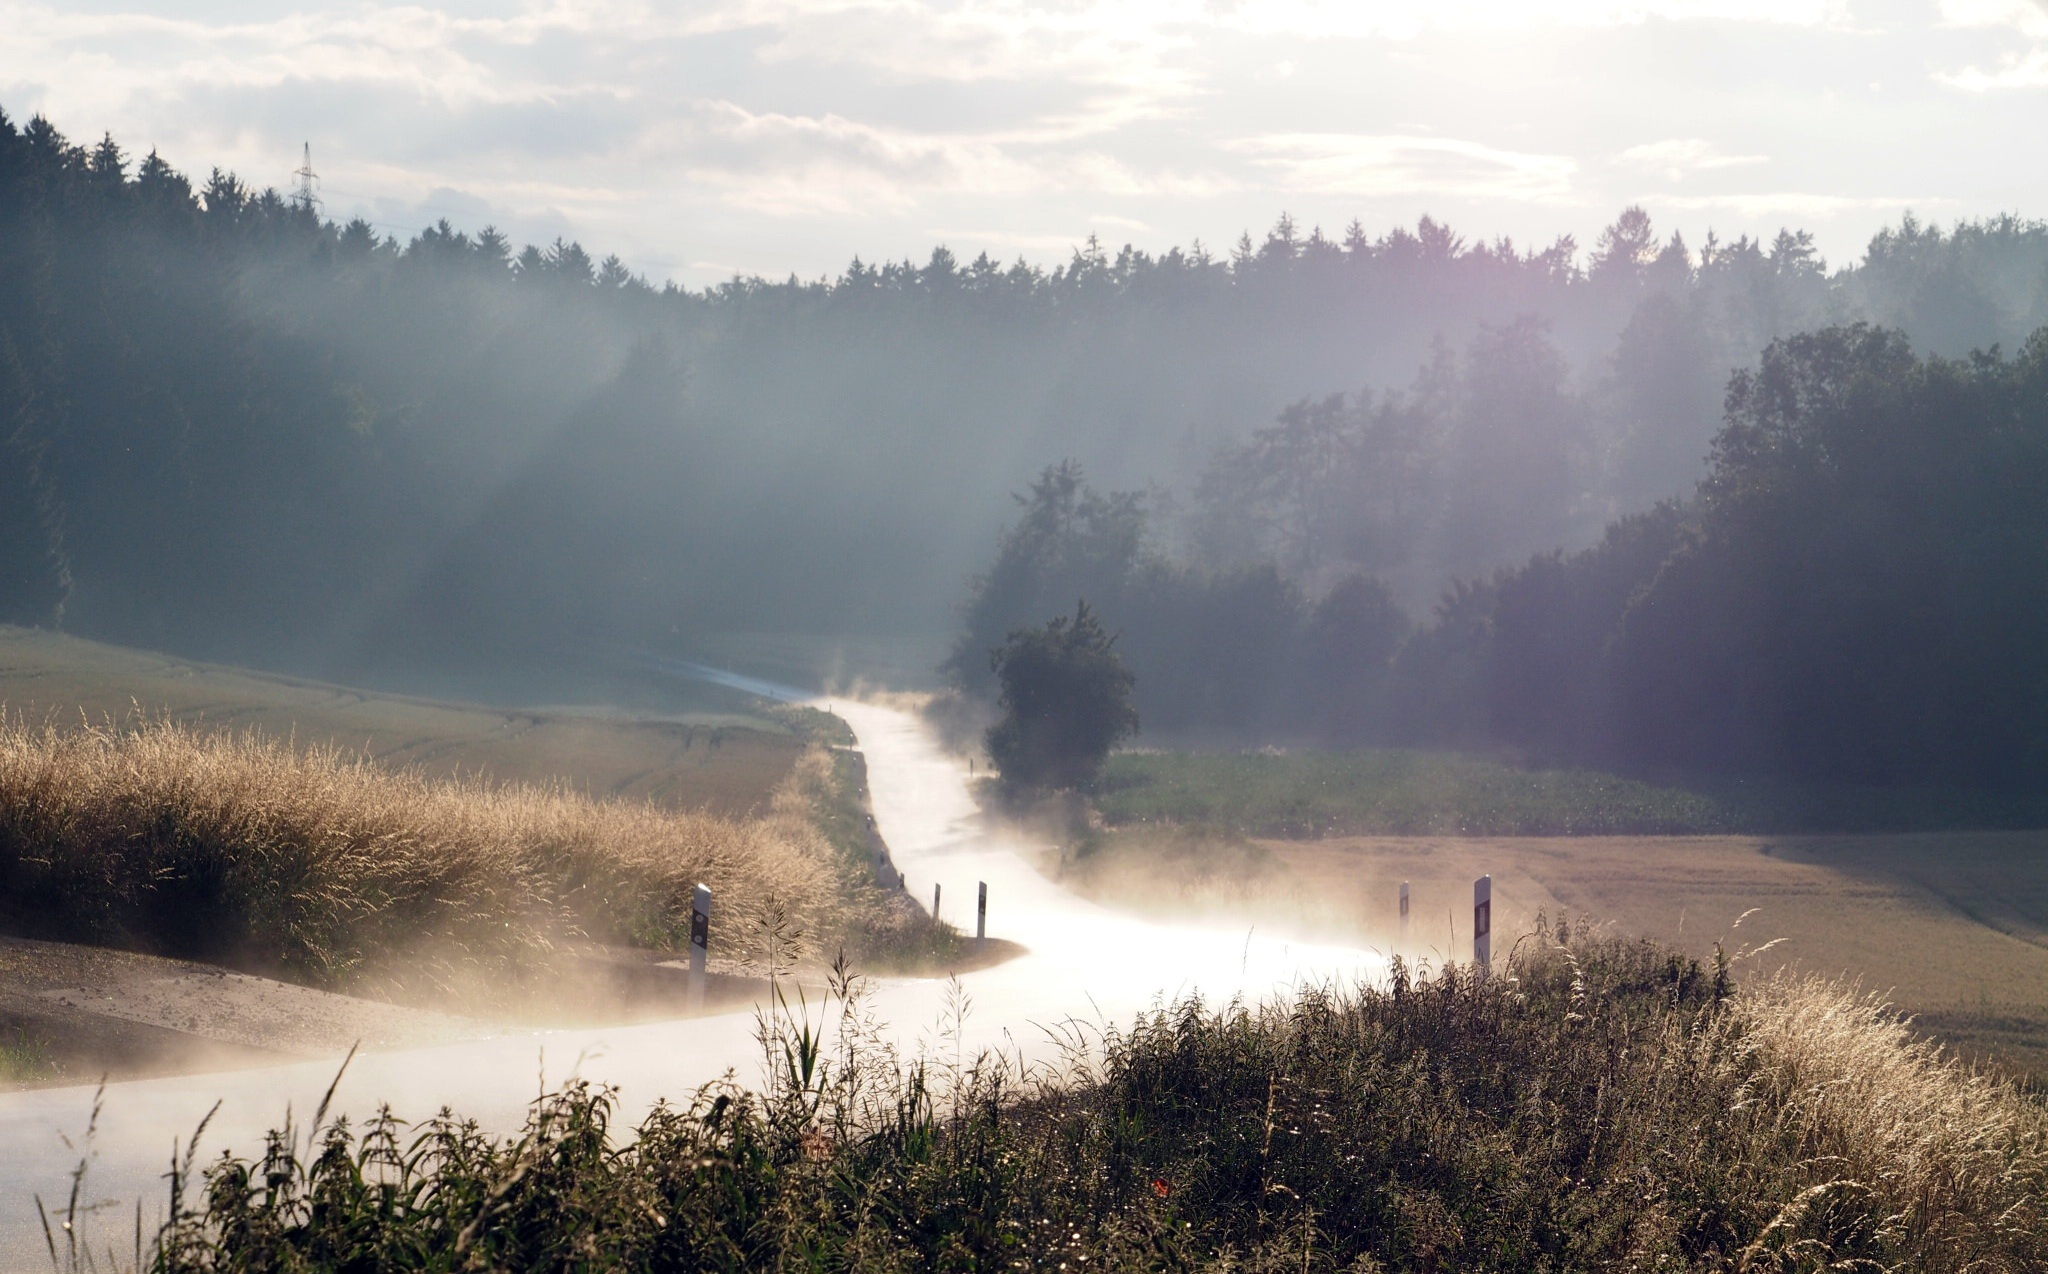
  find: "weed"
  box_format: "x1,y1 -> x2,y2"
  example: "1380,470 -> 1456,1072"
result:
0,1027 -> 58,1083
110,932 -> 2048,1272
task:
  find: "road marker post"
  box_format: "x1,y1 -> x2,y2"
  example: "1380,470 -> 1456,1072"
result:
1399,881 -> 1411,951
689,883 -> 713,1011
977,881 -> 988,951
933,882 -> 942,922
1473,875 -> 1492,976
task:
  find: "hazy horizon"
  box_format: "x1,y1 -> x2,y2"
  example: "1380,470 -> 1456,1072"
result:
7,0 -> 2047,287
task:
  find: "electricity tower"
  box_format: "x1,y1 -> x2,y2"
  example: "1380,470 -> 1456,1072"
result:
290,143 -> 321,216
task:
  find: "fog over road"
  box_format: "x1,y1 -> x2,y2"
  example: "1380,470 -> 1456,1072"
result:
0,697 -> 1384,1267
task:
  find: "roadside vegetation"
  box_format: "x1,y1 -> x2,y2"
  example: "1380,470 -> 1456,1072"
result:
1094,748 -> 2048,839
79,931 -> 2047,1272
0,715 -> 920,1008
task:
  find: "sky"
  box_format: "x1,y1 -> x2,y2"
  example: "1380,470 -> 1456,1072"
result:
3,0 -> 2044,287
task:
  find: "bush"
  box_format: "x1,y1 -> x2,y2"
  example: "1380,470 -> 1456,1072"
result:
986,601 -> 1139,793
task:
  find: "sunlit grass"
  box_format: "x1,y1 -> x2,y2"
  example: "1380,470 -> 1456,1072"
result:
0,715 -> 850,1004
92,932 -> 2048,1272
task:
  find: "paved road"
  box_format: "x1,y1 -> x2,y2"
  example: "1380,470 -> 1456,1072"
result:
0,697 -> 1383,1267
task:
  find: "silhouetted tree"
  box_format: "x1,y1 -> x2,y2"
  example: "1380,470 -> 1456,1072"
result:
986,601 -> 1139,792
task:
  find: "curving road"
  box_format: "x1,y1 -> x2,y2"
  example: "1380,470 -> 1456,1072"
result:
0,697 -> 1384,1267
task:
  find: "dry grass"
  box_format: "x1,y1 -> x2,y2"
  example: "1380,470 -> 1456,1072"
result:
0,714 -> 844,1005
1720,974 -> 2048,1262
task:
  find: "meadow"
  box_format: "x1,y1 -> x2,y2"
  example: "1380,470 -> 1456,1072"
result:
0,626 -> 806,816
80,933 -> 2048,1272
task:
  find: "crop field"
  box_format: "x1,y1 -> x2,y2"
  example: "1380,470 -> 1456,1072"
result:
0,626 -> 805,815
1071,826 -> 2048,1080
1084,748 -> 2048,1077
1097,747 -> 2048,836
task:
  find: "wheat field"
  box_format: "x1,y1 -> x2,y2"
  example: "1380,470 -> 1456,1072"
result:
0,714 -> 846,1004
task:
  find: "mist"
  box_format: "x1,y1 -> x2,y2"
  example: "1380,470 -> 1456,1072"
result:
6,109 -> 2048,785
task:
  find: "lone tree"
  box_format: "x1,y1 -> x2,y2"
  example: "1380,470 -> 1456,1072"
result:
986,601 -> 1139,792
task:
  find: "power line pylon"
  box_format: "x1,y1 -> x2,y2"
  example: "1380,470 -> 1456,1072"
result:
290,142 -> 321,217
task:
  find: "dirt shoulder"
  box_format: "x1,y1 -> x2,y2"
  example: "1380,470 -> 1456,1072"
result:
0,935 -> 486,1089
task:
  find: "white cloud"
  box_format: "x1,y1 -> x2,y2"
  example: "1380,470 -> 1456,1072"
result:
1937,0 -> 2048,37
1616,138 -> 1767,181
1934,0 -> 2048,90
1230,133 -> 1577,201
629,101 -> 1229,216
1211,0 -> 1852,38
1939,47 -> 2048,88
1651,191 -> 1955,219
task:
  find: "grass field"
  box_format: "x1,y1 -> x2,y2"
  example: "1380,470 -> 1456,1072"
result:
0,626 -> 807,816
1097,747 -> 2048,836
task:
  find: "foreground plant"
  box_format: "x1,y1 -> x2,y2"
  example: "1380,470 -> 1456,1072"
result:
105,932 -> 2048,1272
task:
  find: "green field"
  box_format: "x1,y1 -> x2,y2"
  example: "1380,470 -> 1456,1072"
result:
1097,747 -> 2048,837
0,626 -> 808,815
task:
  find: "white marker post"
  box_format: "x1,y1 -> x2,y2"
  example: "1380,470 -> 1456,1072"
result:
1399,881 -> 1411,951
1473,874 -> 1492,976
976,881 -> 988,951
688,882 -> 712,1011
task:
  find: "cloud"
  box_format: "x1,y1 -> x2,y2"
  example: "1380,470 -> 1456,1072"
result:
1936,0 -> 2048,37
1650,191 -> 1956,219
1933,0 -> 2048,89
1939,48 -> 2048,88
631,101 -> 1228,216
0,0 -> 2037,285
1229,133 -> 1577,201
1210,0 -> 1853,39
1616,138 -> 1767,181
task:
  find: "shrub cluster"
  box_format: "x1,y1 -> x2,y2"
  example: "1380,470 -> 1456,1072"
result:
120,934 -> 2047,1272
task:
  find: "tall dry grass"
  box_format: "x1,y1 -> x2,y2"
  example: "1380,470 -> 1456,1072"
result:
0,715 -> 843,999
1717,974 -> 2048,1265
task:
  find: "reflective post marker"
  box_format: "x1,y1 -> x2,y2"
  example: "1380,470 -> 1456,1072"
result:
1473,875 -> 1492,975
1399,881 -> 1411,950
976,881 -> 988,949
689,882 -> 712,1011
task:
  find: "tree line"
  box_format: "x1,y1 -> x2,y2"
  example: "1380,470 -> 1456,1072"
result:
956,325 -> 2048,789
5,103 -> 2048,718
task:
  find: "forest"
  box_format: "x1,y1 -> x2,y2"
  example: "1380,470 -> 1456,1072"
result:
5,105 -> 2048,787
